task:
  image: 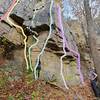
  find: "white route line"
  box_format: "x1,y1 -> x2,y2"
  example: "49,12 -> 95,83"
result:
60,21 -> 69,89
56,3 -> 69,89
60,31 -> 69,89
7,0 -> 29,70
60,55 -> 69,89
34,0 -> 54,80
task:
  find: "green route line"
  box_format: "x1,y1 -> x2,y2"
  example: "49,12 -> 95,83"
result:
28,32 -> 39,71
28,6 -> 39,72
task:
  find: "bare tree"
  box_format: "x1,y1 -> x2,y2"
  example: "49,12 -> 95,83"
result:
84,0 -> 100,83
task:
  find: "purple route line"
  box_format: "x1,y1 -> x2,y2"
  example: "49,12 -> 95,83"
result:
56,4 -> 84,84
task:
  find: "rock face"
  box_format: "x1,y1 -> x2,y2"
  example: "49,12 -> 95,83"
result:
3,27 -> 24,45
0,0 -> 85,89
0,21 -> 11,36
11,0 -> 52,27
29,30 -> 80,87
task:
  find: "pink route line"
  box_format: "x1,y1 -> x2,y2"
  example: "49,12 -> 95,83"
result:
0,0 -> 17,21
56,4 -> 84,84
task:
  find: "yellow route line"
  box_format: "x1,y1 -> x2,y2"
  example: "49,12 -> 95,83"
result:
6,0 -> 29,70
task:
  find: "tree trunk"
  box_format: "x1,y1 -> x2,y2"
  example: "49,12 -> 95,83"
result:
84,0 -> 100,83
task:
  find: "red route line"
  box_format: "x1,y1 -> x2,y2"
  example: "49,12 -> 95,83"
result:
0,0 -> 17,21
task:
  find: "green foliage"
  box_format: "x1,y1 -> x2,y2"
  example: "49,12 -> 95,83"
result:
2,38 -> 7,45
16,93 -> 23,100
0,37 -> 8,45
8,95 -> 14,100
41,96 -> 45,100
65,74 -> 74,81
31,91 -> 39,99
70,61 -> 77,67
27,67 -> 33,74
25,69 -> 34,85
31,91 -> 36,99
37,0 -> 42,2
0,72 -> 8,87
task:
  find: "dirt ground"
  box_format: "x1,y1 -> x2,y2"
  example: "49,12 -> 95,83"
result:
0,77 -> 96,100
